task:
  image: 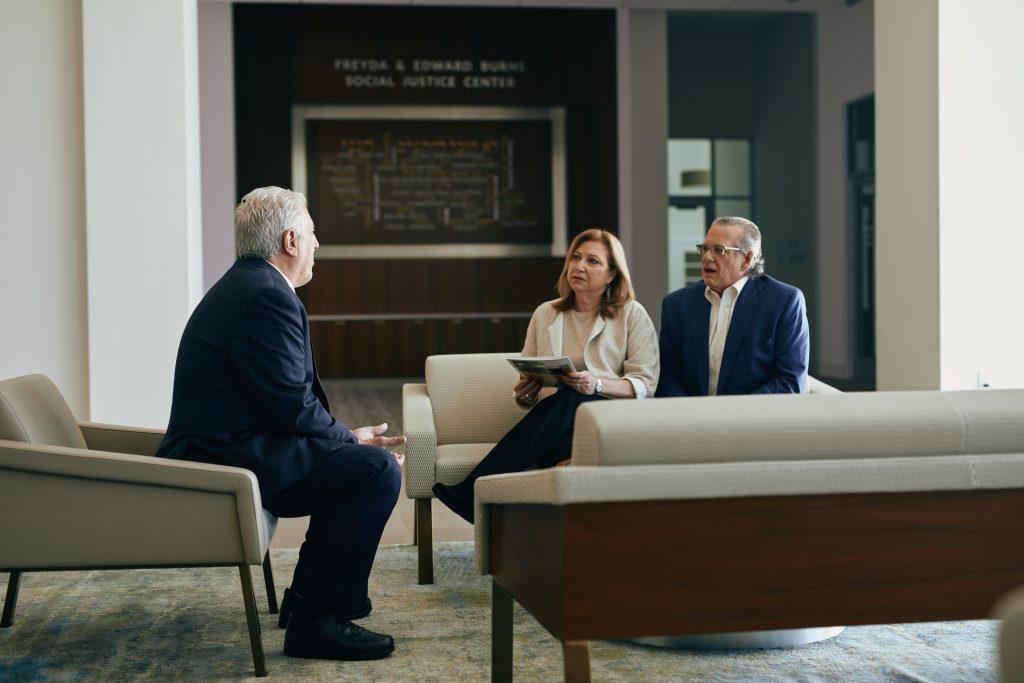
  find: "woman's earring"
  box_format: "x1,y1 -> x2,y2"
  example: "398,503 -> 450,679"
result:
605,283 -> 611,300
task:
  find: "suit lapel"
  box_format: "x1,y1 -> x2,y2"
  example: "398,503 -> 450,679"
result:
547,312 -> 565,356
687,288 -> 711,396
718,278 -> 762,393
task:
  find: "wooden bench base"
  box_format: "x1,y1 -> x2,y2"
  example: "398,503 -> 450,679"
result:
488,489 -> 1024,680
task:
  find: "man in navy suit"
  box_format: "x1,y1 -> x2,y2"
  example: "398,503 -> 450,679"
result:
656,216 -> 809,397
157,187 -> 404,661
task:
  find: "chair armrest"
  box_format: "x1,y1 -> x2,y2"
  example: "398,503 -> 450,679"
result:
0,439 -> 268,566
996,587 -> 1024,682
808,376 -> 842,394
79,421 -> 165,456
403,383 -> 438,498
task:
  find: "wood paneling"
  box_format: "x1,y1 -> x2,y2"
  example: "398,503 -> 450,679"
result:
310,316 -> 529,378
235,4 -> 616,375
490,505 -> 565,639
489,490 -> 1024,645
235,4 -> 618,239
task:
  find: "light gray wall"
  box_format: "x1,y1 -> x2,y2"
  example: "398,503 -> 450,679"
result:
199,1 -> 237,289
0,0 -> 89,417
815,0 -> 873,379
620,10 -> 669,328
753,14 -> 818,364
874,0 -> 940,391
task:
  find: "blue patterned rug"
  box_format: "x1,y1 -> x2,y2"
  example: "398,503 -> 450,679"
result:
0,543 -> 997,681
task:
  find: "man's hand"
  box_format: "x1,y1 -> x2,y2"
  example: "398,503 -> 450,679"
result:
561,371 -> 596,395
514,374 -> 542,405
352,423 -> 406,465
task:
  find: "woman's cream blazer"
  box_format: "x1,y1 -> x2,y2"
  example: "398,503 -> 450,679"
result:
516,299 -> 660,408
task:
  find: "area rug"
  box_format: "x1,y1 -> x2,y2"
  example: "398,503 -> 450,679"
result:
0,543 -> 997,681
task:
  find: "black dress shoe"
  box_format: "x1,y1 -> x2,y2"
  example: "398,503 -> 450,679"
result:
432,483 -> 474,523
278,588 -> 372,628
283,612 -> 394,661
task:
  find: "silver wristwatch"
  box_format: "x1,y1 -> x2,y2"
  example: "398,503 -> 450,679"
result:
595,379 -> 604,395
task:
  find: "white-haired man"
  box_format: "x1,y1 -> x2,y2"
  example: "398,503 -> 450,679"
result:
157,187 -> 404,661
656,216 -> 809,397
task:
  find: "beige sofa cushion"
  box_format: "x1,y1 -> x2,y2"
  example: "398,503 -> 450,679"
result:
473,452 -> 1024,572
426,353 -> 524,445
571,390 -> 1024,467
0,374 -> 86,448
436,443 -> 494,485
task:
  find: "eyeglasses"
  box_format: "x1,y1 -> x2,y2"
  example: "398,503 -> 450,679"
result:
695,244 -> 745,257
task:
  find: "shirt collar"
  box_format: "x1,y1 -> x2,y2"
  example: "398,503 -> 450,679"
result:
705,275 -> 749,304
264,259 -> 295,291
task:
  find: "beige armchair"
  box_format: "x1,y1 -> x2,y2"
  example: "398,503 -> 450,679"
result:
995,587 -> 1024,681
0,374 -> 279,677
403,352 -> 841,583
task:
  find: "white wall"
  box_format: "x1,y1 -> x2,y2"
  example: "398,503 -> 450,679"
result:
0,0 -> 89,417
876,0 -> 1024,391
816,0 -> 873,379
937,0 -> 1024,389
199,1 -> 237,289
82,0 -> 204,427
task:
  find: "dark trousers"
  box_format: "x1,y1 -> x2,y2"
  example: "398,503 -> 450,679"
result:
445,388 -> 603,519
262,443 -> 401,613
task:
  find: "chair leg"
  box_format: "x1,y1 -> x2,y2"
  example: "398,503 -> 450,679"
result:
262,553 -> 279,614
412,498 -> 418,546
416,498 -> 433,584
238,565 -> 268,677
563,640 -> 591,683
491,581 -> 513,683
2,571 -> 21,627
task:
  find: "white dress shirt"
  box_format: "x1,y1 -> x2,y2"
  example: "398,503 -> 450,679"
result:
705,276 -> 748,396
265,259 -> 295,291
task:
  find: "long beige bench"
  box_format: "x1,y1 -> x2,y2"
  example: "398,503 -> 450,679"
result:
474,388 -> 1024,681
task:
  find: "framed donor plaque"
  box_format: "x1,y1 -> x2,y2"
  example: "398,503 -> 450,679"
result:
291,105 -> 567,259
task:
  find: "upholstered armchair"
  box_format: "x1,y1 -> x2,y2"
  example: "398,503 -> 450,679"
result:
0,374 -> 279,677
402,352 -> 841,584
996,587 -> 1024,681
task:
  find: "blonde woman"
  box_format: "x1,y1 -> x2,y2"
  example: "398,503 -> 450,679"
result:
433,229 -> 659,522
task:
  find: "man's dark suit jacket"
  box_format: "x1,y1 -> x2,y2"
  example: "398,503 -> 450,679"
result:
156,258 -> 357,498
655,275 -> 809,397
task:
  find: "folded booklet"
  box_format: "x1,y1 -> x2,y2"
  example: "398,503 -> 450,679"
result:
507,356 -> 578,378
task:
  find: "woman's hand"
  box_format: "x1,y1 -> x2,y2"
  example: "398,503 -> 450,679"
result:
561,371 -> 597,395
514,374 -> 542,405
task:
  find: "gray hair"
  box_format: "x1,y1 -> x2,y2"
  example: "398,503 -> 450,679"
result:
712,216 -> 765,278
234,186 -> 309,259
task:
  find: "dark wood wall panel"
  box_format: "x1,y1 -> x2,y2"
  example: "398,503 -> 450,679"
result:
312,317 -> 531,378
301,258 -> 563,315
235,4 -> 615,377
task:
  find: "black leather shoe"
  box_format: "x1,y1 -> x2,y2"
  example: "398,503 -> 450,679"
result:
284,612 -> 394,661
432,483 -> 474,523
278,588 -> 372,628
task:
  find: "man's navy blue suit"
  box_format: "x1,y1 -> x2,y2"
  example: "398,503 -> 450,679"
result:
655,275 -> 809,397
157,257 -> 400,612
